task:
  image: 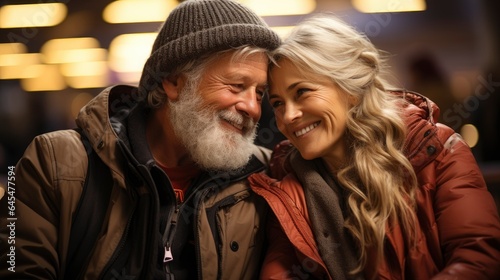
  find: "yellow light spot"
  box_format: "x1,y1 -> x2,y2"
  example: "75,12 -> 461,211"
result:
0,3 -> 67,28
352,0 -> 426,13
44,48 -> 108,64
460,124 -> 479,148
0,53 -> 42,79
103,0 -> 177,23
41,38 -> 100,55
108,33 -> 157,78
21,65 -> 66,91
238,0 -> 316,16
0,43 -> 27,55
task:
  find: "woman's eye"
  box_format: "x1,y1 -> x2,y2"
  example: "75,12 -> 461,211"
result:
270,100 -> 283,108
296,88 -> 310,96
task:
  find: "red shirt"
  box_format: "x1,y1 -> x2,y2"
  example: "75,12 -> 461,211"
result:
157,162 -> 201,203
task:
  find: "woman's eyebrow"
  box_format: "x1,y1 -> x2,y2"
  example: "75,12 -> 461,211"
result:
269,81 -> 303,99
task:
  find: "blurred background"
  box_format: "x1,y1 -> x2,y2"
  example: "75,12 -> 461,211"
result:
0,0 -> 499,205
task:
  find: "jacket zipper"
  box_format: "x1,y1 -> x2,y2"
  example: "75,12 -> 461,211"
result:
163,207 -> 179,263
148,166 -> 177,279
163,173 -> 222,278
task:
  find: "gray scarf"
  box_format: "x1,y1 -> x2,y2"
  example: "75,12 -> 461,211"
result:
289,150 -> 364,280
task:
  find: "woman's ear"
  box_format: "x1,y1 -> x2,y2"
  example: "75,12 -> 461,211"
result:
161,74 -> 187,101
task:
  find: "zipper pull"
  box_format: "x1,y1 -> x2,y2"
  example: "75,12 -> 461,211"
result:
164,245 -> 173,263
163,208 -> 179,264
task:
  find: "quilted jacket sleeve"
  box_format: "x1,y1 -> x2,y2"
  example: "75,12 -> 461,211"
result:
0,130 -> 86,279
430,131 -> 500,279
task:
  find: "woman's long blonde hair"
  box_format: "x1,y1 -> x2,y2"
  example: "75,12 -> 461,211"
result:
271,14 -> 419,274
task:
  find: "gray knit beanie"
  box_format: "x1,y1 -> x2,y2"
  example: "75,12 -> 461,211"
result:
138,0 -> 281,95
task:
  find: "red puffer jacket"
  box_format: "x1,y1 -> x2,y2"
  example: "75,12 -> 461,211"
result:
249,91 -> 500,279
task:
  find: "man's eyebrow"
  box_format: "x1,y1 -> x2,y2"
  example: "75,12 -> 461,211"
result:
226,73 -> 267,87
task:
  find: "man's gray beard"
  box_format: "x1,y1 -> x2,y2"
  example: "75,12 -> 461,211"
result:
168,79 -> 258,171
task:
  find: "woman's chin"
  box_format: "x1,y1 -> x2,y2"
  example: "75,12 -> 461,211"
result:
298,149 -> 318,161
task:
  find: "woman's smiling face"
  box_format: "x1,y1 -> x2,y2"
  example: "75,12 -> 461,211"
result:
269,58 -> 351,165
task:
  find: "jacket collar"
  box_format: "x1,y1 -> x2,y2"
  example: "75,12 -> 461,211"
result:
76,85 -> 142,176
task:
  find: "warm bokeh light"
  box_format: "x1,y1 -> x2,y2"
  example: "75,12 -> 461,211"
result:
60,61 -> 110,88
103,0 -> 177,23
108,33 -> 157,82
0,53 -> 42,79
270,26 -> 295,39
66,75 -> 110,89
0,43 -> 27,55
239,0 -> 316,16
41,37 -> 101,57
352,0 -> 426,13
60,61 -> 108,77
0,3 -> 67,28
0,53 -> 41,67
460,124 -> 479,148
0,65 -> 43,80
20,65 -> 66,91
103,0 -> 315,23
43,48 -> 108,64
115,72 -> 142,84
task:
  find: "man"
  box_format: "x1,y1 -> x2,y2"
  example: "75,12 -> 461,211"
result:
0,0 -> 281,279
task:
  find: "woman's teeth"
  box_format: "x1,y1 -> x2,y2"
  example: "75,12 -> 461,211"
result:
295,122 -> 318,137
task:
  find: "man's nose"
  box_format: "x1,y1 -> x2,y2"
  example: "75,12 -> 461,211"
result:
235,89 -> 261,121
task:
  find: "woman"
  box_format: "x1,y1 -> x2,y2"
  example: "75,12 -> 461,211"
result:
249,14 -> 500,280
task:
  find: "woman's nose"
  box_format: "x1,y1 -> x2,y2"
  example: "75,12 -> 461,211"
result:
281,103 -> 302,124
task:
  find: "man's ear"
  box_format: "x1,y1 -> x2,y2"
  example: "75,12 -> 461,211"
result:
161,74 -> 186,101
